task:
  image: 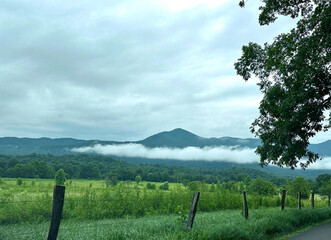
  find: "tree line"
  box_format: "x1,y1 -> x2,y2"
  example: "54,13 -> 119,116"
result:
1,154 -> 285,184
1,153 -> 331,197
2,154 -> 331,201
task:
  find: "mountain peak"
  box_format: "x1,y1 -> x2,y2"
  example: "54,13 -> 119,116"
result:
138,128 -> 199,148
168,128 -> 197,136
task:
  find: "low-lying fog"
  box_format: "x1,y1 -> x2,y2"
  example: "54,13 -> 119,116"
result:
72,143 -> 259,163
72,144 -> 331,170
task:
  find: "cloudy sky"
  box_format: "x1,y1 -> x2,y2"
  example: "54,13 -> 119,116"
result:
1,0 -> 330,143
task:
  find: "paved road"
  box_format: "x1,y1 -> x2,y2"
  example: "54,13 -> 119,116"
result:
287,221 -> 331,240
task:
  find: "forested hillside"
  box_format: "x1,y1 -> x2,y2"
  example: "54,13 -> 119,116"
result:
0,154 -> 288,185
1,128 -> 330,181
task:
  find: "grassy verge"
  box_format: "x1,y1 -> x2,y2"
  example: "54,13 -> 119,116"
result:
1,207 -> 331,240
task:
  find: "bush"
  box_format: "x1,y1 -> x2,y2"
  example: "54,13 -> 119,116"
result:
135,175 -> 142,185
16,178 -> 22,186
55,169 -> 66,185
188,181 -> 202,191
159,182 -> 169,190
146,182 -> 156,189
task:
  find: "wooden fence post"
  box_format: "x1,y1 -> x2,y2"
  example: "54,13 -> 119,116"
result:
48,185 -> 65,240
298,191 -> 301,210
243,191 -> 248,219
311,192 -> 314,208
186,192 -> 200,231
281,190 -> 286,211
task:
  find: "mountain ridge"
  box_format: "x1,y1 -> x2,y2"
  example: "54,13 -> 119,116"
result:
0,128 -> 330,156
1,129 -> 331,179
137,128 -> 261,149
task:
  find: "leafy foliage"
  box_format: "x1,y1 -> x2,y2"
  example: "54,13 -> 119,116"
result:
287,176 -> 311,198
318,178 -> 331,197
316,174 -> 331,189
235,0 -> 331,169
146,182 -> 156,189
159,181 -> 169,190
110,176 -> 118,186
55,169 -> 66,185
135,175 -> 142,185
248,177 -> 277,196
0,154 -> 288,185
16,178 -> 22,186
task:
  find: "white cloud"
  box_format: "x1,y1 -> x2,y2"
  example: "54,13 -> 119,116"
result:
303,157 -> 331,170
72,143 -> 260,163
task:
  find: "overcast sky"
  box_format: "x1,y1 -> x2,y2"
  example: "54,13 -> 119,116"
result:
1,0 -> 330,143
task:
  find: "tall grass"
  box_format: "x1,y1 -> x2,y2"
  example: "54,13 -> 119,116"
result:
1,208 -> 331,240
0,179 -> 326,224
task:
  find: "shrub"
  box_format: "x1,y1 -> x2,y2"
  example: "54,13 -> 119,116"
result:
16,178 -> 22,186
146,182 -> 156,189
135,175 -> 142,185
159,181 -> 169,190
55,169 -> 66,185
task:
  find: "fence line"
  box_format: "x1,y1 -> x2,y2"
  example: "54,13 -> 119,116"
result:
0,198 -> 121,204
1,187 -> 330,239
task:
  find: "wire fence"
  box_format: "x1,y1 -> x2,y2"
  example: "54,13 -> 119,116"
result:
0,198 -> 122,204
1,188 -> 331,239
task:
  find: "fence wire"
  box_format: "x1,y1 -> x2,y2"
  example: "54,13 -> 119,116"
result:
0,200 -> 51,204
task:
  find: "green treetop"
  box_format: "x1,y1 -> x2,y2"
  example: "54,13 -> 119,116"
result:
235,0 -> 330,169
318,178 -> 331,197
248,177 -> 276,196
287,177 -> 311,198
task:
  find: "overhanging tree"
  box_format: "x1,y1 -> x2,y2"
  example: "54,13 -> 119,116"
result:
235,0 -> 331,169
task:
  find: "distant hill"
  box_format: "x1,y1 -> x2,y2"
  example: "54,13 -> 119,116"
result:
308,140 -> 331,156
0,137 -> 116,155
0,128 -> 329,156
0,128 -> 330,179
138,128 -> 261,148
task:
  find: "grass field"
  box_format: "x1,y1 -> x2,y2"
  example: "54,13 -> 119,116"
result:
0,178 -> 313,224
2,208 -> 331,240
1,178 -> 331,239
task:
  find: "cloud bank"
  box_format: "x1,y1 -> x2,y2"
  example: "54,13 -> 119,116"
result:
72,144 -> 260,163
72,144 -> 331,169
304,157 -> 331,170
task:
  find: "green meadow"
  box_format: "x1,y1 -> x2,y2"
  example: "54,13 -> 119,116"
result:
1,178 -> 331,239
